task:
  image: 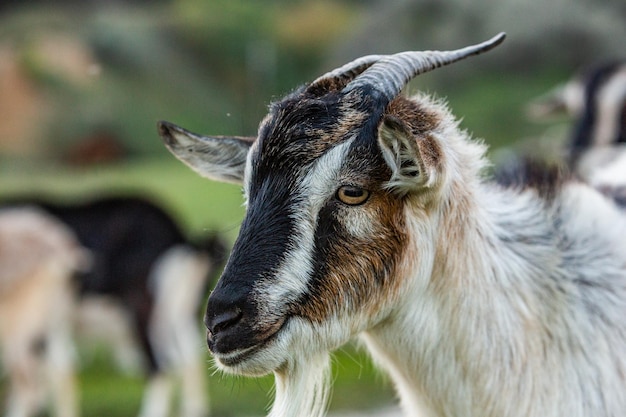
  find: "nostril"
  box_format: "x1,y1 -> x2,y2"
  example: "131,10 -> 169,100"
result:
206,306 -> 243,336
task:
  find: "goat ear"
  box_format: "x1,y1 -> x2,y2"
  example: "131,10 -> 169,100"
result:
378,115 -> 440,195
158,121 -> 254,185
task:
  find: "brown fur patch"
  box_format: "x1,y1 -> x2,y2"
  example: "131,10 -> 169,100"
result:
292,186 -> 409,323
386,96 -> 442,137
416,133 -> 443,171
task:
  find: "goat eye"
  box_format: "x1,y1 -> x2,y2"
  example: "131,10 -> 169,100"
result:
336,185 -> 370,206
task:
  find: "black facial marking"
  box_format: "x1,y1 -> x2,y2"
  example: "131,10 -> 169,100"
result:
222,175 -> 296,287
210,90 -> 355,336
206,171 -> 298,354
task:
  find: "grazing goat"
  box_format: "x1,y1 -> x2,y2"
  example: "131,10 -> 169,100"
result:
527,60 -> 626,181
158,33 -> 626,417
0,207 -> 88,417
4,196 -> 227,417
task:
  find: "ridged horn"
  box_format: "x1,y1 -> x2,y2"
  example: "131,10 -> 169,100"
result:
343,32 -> 506,101
307,54 -> 383,92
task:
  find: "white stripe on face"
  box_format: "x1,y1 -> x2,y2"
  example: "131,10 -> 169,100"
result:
242,137 -> 261,206
593,68 -> 626,147
251,138 -> 355,321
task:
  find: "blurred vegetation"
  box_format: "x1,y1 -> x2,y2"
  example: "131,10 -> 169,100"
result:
3,0 -> 622,161
1,0 -> 624,415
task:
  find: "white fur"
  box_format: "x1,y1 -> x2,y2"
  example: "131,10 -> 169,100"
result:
75,296 -> 146,375
143,244 -> 212,417
359,180 -> 626,417
590,68 -> 626,147
577,144 -> 626,190
265,96 -> 626,417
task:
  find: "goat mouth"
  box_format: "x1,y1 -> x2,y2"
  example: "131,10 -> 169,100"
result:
209,316 -> 288,369
214,343 -> 265,367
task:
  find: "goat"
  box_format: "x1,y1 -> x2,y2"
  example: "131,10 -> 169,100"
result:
3,196 -> 228,417
0,207 -> 88,417
158,33 -> 626,417
527,60 -> 626,190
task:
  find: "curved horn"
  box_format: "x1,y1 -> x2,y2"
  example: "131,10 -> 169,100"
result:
343,32 -> 506,101
308,54 -> 383,91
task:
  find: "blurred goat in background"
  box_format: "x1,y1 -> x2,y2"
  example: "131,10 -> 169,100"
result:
3,196 -> 228,417
0,207 -> 89,417
527,60 -> 626,206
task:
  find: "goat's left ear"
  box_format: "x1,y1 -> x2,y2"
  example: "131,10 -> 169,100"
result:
378,115 -> 440,195
158,121 -> 254,185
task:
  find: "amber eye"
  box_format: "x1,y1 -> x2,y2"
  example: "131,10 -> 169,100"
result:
336,185 -> 370,206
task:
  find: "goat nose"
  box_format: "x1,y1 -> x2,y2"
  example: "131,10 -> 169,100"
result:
205,305 -> 243,336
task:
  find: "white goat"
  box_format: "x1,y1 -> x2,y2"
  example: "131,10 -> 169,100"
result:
0,207 -> 88,417
158,33 -> 626,417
